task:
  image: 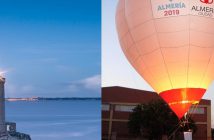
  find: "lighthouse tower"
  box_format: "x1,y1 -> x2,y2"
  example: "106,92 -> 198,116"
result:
0,77 -> 6,137
0,76 -> 31,140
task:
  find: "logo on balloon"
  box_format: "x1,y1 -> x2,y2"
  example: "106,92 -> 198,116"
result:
200,0 -> 213,4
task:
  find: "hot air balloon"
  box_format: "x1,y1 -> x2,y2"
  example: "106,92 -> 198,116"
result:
116,0 -> 214,119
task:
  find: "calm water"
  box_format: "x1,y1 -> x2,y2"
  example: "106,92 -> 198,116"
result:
5,100 -> 101,140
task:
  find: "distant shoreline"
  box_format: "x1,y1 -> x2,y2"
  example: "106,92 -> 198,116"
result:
5,97 -> 101,101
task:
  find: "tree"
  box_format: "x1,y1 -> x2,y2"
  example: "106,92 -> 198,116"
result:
128,100 -> 197,140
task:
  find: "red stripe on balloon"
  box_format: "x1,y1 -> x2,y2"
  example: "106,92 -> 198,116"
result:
159,88 -> 206,119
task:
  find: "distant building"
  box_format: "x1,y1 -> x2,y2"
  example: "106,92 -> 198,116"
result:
102,86 -> 211,140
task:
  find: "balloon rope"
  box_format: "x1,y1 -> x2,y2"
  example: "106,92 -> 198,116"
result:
168,103 -> 198,140
189,103 -> 199,119
186,113 -> 190,132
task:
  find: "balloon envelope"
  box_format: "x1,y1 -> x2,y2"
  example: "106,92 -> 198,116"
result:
116,0 -> 214,118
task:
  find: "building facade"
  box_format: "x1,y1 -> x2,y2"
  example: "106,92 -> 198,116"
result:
102,86 -> 211,140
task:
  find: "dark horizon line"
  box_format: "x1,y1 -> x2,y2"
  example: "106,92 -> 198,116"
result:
5,97 -> 101,98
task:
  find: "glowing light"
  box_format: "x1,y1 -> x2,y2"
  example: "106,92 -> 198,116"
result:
0,70 -> 7,81
168,100 -> 199,106
0,70 -> 7,77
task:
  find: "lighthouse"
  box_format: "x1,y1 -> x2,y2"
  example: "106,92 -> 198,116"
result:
0,77 -> 6,137
0,76 -> 31,140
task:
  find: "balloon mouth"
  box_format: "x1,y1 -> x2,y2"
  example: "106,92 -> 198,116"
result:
159,88 -> 206,119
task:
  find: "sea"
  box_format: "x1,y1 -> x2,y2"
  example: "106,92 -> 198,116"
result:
5,100 -> 101,140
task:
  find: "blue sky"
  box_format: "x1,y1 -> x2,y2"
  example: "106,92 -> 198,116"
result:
0,0 -> 101,97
